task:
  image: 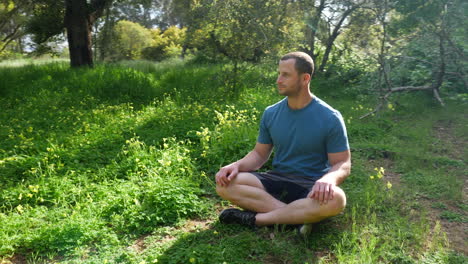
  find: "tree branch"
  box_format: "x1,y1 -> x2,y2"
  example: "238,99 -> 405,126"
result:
89,0 -> 112,24
0,25 -> 22,52
0,6 -> 19,31
1,24 -> 20,43
360,85 -> 432,119
318,2 -> 363,73
393,55 -> 436,66
389,85 -> 433,92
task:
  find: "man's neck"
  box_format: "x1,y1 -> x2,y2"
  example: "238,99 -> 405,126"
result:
287,90 -> 314,110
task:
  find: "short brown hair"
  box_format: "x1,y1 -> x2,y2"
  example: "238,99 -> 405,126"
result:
280,52 -> 314,76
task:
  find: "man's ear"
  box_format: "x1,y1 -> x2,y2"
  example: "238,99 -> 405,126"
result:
303,73 -> 311,83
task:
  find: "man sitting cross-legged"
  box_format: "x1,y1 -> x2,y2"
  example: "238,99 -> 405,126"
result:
215,52 -> 351,234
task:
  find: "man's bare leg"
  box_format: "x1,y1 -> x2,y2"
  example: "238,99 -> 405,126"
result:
217,172 -> 346,225
216,172 -> 285,213
255,187 -> 346,225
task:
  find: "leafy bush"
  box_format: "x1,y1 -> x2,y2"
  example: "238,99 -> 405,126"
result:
142,26 -> 186,61
195,106 -> 260,172
99,137 -> 205,234
110,20 -> 153,60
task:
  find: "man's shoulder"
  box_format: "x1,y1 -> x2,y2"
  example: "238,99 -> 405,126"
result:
313,97 -> 342,118
264,98 -> 286,113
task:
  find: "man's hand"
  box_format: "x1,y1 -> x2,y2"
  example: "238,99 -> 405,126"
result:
308,178 -> 336,205
309,150 -> 350,205
215,164 -> 239,187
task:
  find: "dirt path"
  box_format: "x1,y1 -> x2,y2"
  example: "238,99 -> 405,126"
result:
381,120 -> 467,256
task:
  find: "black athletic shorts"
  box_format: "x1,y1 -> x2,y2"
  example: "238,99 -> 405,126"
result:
251,171 -> 317,204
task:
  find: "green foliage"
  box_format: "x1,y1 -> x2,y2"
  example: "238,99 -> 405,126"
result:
0,1 -> 31,58
392,0 -> 448,33
439,211 -> 466,223
0,61 -> 214,258
195,106 -> 261,172
185,0 -> 302,62
25,0 -> 64,44
384,0 -> 467,93
96,137 -> 206,234
142,26 -> 187,61
110,20 -> 153,60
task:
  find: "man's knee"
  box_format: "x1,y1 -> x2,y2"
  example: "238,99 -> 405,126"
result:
215,173 -> 263,194
215,172 -> 266,203
216,183 -> 244,206
305,187 -> 346,218
216,184 -> 228,199
215,180 -> 239,201
331,193 -> 346,215
325,187 -> 346,216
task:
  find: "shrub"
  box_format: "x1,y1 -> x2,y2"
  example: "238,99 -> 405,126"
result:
100,137 -> 205,234
195,106 -> 260,172
142,26 -> 186,61
110,20 -> 153,60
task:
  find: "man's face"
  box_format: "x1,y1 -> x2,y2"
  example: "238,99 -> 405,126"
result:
276,59 -> 302,96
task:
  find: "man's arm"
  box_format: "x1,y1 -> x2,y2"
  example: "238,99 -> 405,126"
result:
215,143 -> 273,187
308,149 -> 351,204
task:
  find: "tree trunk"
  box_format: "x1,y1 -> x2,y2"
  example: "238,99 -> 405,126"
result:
304,0 -> 326,63
99,5 -> 112,61
312,0 -> 326,62
317,7 -> 356,74
64,0 -> 93,67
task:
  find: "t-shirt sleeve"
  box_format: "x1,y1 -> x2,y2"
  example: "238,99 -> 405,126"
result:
326,112 -> 350,153
257,110 -> 273,144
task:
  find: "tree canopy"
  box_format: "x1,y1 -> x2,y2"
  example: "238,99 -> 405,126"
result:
0,0 -> 465,101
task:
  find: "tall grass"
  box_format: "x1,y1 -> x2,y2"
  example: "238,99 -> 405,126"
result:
0,60 -> 465,263
0,58 -> 69,68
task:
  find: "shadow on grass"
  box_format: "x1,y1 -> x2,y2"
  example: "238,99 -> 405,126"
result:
154,219 -> 343,264
134,111 -> 209,148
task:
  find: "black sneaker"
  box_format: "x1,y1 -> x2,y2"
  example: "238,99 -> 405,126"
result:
219,208 -> 257,227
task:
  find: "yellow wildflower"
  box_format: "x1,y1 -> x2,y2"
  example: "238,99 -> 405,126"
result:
28,185 -> 39,193
16,205 -> 24,214
387,181 -> 392,189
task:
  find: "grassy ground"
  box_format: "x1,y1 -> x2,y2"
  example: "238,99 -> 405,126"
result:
0,58 -> 69,68
0,59 -> 466,263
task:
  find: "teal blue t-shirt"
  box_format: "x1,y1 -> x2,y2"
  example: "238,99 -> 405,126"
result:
257,97 -> 349,179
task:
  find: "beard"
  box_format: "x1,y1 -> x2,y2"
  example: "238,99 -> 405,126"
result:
278,79 -> 302,96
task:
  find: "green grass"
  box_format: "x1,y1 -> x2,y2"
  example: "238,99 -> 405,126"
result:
0,60 -> 466,263
0,58 -> 69,68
